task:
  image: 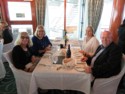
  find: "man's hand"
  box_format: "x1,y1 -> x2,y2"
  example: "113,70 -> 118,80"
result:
81,56 -> 88,62
84,65 -> 92,73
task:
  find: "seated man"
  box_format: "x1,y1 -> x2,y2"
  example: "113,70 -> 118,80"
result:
81,31 -> 122,79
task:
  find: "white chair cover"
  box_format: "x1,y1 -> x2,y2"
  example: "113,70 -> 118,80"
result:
91,54 -> 125,94
3,50 -> 31,94
2,42 -> 14,62
0,40 -> 6,79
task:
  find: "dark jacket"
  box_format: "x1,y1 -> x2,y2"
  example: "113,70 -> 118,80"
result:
2,28 -> 13,44
12,45 -> 33,70
86,42 -> 122,78
118,23 -> 125,54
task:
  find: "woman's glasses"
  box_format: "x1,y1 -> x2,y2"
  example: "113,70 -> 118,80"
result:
21,36 -> 29,39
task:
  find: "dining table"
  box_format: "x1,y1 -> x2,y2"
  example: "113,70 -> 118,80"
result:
29,47 -> 91,94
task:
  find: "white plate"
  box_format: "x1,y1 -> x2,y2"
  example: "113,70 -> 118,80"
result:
74,66 -> 85,72
74,53 -> 82,57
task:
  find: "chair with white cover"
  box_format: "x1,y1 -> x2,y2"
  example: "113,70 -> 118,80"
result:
2,42 -> 14,62
3,50 -> 31,94
91,54 -> 125,94
0,39 -> 6,79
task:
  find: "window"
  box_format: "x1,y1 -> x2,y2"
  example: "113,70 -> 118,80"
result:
8,2 -> 32,21
45,0 -> 85,40
6,1 -> 36,35
96,0 -> 113,42
11,25 -> 33,35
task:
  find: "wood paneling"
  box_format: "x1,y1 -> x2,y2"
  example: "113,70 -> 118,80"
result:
0,0 -> 6,21
109,0 -> 125,43
1,0 -> 37,32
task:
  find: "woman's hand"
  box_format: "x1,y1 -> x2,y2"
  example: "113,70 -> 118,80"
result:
28,65 -> 36,72
45,45 -> 51,51
31,56 -> 36,64
24,65 -> 36,72
31,56 -> 40,64
38,49 -> 46,53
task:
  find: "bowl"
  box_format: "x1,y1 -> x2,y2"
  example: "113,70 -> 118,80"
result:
62,58 -> 76,69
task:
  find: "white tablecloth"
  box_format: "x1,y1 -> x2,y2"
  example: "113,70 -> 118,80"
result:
29,55 -> 91,94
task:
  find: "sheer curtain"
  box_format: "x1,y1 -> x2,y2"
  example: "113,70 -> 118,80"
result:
88,0 -> 104,33
82,0 -> 89,38
35,0 -> 46,25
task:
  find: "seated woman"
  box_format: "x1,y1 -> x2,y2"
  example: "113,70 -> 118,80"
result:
0,21 -> 13,44
12,32 -> 40,72
80,26 -> 99,57
31,25 -> 52,56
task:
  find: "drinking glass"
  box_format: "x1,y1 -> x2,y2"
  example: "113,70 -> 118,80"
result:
49,54 -> 58,68
51,46 -> 57,55
57,45 -> 60,51
52,55 -> 58,64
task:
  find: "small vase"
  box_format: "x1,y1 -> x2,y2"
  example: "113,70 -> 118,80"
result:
65,39 -> 68,48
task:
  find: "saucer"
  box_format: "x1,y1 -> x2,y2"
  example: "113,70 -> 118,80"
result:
74,66 -> 85,72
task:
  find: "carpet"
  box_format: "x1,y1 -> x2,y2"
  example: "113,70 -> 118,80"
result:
0,62 -> 17,94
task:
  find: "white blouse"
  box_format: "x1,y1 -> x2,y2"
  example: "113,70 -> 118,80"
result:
82,36 -> 99,56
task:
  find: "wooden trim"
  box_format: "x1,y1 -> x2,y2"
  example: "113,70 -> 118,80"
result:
109,0 -> 125,43
2,0 -> 37,32
64,0 -> 66,31
0,0 -> 6,21
31,0 -> 37,32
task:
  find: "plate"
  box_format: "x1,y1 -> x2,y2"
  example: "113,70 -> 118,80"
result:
62,58 -> 76,69
74,66 -> 85,72
73,53 -> 82,57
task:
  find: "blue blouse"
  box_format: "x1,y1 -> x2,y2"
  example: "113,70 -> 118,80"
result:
31,36 -> 52,56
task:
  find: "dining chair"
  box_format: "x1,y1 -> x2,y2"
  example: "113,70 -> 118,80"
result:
0,40 -> 6,79
3,50 -> 31,94
2,42 -> 14,62
91,54 -> 125,94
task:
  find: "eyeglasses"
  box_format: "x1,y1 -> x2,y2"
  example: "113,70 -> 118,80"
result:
21,36 -> 29,39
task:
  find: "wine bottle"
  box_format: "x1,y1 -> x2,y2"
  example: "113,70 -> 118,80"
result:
66,44 -> 71,58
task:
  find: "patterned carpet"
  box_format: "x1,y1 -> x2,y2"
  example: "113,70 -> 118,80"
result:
0,62 -> 125,94
0,62 -> 17,94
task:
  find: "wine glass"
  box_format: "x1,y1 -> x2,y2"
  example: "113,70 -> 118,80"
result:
51,46 -> 57,55
49,54 -> 58,68
52,55 -> 58,64
57,45 -> 60,51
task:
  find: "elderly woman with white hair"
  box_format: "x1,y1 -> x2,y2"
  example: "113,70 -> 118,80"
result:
12,32 -> 40,72
31,25 -> 52,56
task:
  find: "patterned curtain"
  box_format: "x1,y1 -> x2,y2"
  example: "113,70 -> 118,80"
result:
88,0 -> 104,33
35,0 -> 46,26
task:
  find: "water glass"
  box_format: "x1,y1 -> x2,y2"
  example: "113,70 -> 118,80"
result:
49,54 -> 58,68
52,55 -> 58,64
57,45 -> 60,51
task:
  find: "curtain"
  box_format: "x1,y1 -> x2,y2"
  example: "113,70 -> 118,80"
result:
88,0 -> 104,33
82,0 -> 88,38
109,0 -> 125,43
35,0 -> 46,26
